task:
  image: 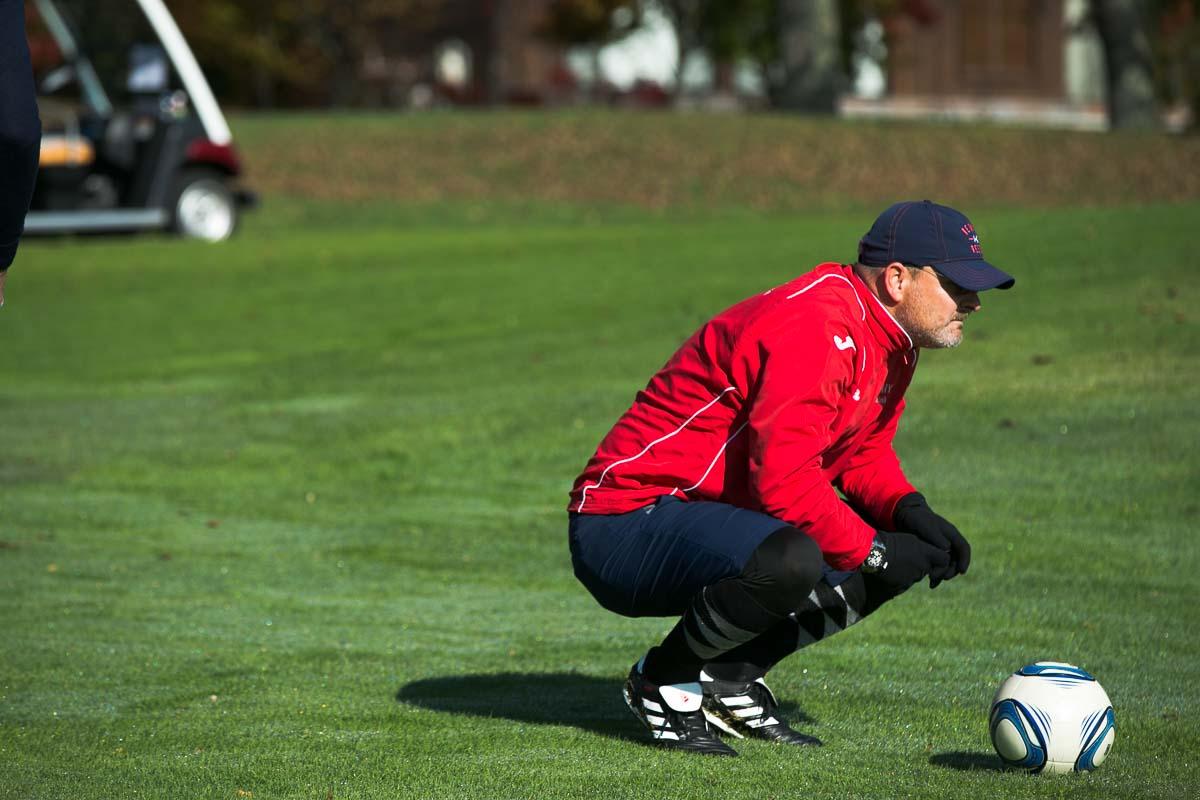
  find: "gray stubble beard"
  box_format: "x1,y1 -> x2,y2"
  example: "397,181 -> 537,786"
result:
923,326 -> 964,349
895,311 -> 965,350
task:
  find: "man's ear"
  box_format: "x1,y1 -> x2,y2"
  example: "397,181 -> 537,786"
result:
880,262 -> 911,304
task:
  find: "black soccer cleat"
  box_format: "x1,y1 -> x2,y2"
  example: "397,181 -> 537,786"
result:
622,660 -> 738,756
700,670 -> 823,746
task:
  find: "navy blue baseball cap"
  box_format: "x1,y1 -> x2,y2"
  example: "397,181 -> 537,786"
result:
858,200 -> 1015,290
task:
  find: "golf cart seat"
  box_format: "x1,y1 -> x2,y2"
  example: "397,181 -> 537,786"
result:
36,98 -> 96,169
39,133 -> 95,168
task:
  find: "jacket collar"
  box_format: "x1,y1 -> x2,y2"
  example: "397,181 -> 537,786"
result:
841,264 -> 915,355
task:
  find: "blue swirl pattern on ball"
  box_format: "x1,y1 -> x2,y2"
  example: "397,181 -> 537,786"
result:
1017,663 -> 1095,681
1075,707 -> 1116,771
990,698 -> 1049,772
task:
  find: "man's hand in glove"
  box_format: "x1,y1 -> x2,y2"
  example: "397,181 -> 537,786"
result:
893,492 -> 971,587
860,531 -> 951,592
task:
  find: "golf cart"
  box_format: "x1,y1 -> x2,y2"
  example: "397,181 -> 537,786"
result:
25,0 -> 255,242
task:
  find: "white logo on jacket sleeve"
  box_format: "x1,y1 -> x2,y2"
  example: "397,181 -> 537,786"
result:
833,334 -> 856,351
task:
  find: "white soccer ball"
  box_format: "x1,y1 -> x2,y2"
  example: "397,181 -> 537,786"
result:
988,661 -> 1115,774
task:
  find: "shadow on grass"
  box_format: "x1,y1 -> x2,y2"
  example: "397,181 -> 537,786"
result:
396,672 -> 634,740
396,672 -> 818,743
929,751 -> 1007,772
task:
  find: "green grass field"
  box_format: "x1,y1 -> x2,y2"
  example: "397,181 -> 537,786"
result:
2,113 -> 1199,799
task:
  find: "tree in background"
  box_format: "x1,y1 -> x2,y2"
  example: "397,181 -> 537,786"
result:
657,0 -> 701,98
769,0 -> 843,112
1092,0 -> 1161,128
172,0 -> 443,107
697,0 -> 777,95
538,0 -> 643,96
1150,0 -> 1198,131
53,0 -> 1191,124
659,0 -> 777,99
660,0 -> 878,110
171,1 -> 302,107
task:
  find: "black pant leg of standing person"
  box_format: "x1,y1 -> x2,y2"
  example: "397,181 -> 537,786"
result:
0,0 -> 43,293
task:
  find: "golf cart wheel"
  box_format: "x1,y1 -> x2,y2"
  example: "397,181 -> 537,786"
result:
172,169 -> 237,242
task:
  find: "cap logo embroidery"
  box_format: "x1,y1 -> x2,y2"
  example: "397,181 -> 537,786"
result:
961,223 -> 982,254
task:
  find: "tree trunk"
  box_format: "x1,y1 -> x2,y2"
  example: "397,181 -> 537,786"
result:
1092,0 -> 1159,129
485,0 -> 505,106
771,0 -> 842,113
253,23 -> 277,109
590,46 -> 603,102
672,34 -> 696,102
662,0 -> 700,101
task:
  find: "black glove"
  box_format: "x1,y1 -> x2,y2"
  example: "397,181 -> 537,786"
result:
893,492 -> 971,588
866,531 -> 951,591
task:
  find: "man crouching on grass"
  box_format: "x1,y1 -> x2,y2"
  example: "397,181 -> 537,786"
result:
567,201 -> 1014,756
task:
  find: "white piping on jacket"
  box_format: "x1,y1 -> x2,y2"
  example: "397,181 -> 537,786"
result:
786,273 -> 869,373
785,274 -> 867,320
576,386 -> 738,512
674,420 -> 749,496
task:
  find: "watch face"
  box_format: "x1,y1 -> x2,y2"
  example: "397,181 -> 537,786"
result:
866,549 -> 884,570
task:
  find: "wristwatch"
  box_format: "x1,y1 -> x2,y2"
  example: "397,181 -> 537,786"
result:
860,534 -> 889,573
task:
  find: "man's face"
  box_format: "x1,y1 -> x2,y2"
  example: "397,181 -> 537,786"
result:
894,267 -> 981,349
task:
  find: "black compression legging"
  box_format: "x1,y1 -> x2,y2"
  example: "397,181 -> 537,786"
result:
642,526 -> 908,685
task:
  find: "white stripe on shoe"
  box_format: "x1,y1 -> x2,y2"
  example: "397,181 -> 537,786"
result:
747,716 -> 779,728
733,706 -> 764,718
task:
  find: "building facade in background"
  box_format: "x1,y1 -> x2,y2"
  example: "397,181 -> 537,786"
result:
477,0 -> 1114,128
845,0 -> 1108,130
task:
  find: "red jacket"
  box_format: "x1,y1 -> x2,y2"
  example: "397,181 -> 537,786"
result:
569,263 -> 919,571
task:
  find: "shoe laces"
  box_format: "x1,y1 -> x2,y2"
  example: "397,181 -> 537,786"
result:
671,706 -> 713,738
746,683 -> 781,725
